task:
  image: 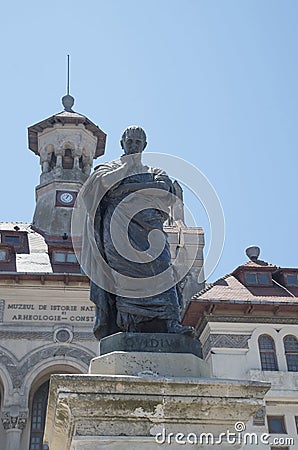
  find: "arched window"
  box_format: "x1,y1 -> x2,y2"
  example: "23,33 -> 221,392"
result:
258,334 -> 278,371
29,381 -> 49,450
49,152 -> 57,170
284,335 -> 298,372
62,149 -> 74,169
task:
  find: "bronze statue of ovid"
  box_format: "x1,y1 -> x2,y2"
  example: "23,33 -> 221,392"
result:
82,126 -> 194,339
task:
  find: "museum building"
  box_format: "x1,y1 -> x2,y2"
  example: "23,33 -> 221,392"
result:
183,247 -> 298,449
0,95 -> 204,450
0,94 -> 297,450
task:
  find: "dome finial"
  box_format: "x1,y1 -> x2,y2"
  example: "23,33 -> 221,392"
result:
62,54 -> 75,112
246,245 -> 260,261
62,94 -> 75,112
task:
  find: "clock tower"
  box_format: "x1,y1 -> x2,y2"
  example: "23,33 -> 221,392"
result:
28,94 -> 106,242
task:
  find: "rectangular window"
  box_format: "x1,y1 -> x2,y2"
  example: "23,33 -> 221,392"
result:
53,252 -> 66,263
66,253 -> 78,263
258,273 -> 271,285
29,436 -> 42,450
0,231 -> 29,254
0,250 -> 7,261
4,235 -> 20,246
245,272 -> 258,284
285,274 -> 298,286
267,416 -> 287,434
53,252 -> 78,264
245,272 -> 271,285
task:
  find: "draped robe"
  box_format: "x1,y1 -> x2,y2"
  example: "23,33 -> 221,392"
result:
81,159 -> 181,339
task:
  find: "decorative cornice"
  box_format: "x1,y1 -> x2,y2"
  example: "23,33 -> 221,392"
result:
0,272 -> 89,284
196,315 -> 298,337
0,330 -> 53,340
0,329 -> 95,341
202,334 -> 250,358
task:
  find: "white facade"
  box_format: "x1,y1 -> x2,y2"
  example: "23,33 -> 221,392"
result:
184,262 -> 298,450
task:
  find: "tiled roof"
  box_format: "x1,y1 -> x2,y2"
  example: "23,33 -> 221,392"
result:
0,222 -> 52,273
28,110 -> 106,158
242,260 -> 277,268
192,274 -> 298,304
55,110 -> 88,119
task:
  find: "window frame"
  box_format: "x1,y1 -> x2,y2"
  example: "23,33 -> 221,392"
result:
283,335 -> 298,372
2,233 -> 21,249
52,251 -> 78,264
284,273 -> 298,286
0,249 -> 9,262
29,381 -> 49,450
267,415 -> 287,434
244,271 -> 272,286
258,334 -> 278,371
0,231 -> 29,254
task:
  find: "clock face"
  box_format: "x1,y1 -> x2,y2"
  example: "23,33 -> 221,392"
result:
59,192 -> 74,204
56,190 -> 77,207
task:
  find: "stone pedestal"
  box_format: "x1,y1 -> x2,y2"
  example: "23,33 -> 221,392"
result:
43,334 -> 270,450
99,332 -> 203,357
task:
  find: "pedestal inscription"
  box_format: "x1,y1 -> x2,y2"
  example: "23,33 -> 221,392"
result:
99,332 -> 202,357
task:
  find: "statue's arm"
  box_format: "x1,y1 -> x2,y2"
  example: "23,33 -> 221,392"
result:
99,162 -> 129,190
111,180 -> 170,197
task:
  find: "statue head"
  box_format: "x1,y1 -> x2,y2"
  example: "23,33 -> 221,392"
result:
120,126 -> 147,155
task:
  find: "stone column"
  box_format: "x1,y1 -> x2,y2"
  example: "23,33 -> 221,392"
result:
73,146 -> 82,170
56,154 -> 63,168
73,156 -> 80,169
1,411 -> 27,450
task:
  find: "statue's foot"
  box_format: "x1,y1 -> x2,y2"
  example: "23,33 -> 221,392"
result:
166,320 -> 195,337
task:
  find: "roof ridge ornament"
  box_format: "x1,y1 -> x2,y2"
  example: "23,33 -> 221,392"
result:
246,245 -> 260,261
61,55 -> 75,112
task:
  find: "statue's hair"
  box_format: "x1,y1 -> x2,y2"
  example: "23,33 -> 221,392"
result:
121,126 -> 147,142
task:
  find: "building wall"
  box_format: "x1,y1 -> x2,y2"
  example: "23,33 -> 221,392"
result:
199,321 -> 298,449
0,277 -> 97,450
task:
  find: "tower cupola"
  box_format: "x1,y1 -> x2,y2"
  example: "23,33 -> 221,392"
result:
28,96 -> 106,239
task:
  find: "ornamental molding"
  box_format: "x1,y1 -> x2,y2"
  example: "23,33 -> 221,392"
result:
73,331 -> 95,340
196,315 -> 298,337
253,406 -> 266,426
0,329 -> 94,341
1,410 -> 28,430
202,334 -> 250,358
0,345 -> 95,389
0,330 -> 53,340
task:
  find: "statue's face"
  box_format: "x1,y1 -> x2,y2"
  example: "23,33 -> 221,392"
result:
122,133 -> 147,155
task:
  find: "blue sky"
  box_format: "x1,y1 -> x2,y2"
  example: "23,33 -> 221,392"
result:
1,0 -> 297,281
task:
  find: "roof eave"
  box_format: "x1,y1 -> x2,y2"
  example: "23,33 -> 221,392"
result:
28,113 -> 106,157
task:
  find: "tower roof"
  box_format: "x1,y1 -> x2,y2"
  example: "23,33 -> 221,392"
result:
28,109 -> 106,158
